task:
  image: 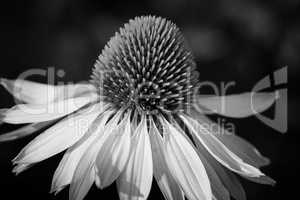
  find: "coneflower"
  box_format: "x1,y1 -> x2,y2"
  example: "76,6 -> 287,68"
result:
0,16 -> 276,200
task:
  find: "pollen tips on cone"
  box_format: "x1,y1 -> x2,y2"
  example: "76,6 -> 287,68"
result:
91,16 -> 198,115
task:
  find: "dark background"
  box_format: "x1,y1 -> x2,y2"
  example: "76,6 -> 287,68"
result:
0,0 -> 298,199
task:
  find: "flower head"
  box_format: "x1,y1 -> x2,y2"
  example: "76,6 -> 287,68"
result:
91,16 -> 198,114
0,16 -> 277,200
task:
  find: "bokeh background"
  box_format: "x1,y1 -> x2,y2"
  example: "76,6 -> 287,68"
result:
0,0 -> 298,199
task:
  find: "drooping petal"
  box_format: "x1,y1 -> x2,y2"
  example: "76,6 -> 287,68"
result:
243,175 -> 276,185
196,149 -> 230,200
160,117 -> 212,200
2,94 -> 98,124
51,110 -> 113,194
181,114 -> 265,178
196,92 -> 277,118
117,115 -> 153,200
0,109 -> 8,124
190,109 -> 270,167
215,133 -> 270,167
0,78 -> 96,104
12,163 -> 35,175
196,135 -> 275,197
69,109 -> 123,200
69,164 -> 96,200
13,103 -> 103,164
131,111 -> 138,133
0,121 -> 54,142
211,163 -> 246,200
216,134 -> 270,167
195,143 -> 246,200
95,111 -> 131,189
188,110 -> 275,190
148,117 -> 184,200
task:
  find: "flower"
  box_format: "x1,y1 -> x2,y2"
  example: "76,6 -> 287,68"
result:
0,16 -> 277,200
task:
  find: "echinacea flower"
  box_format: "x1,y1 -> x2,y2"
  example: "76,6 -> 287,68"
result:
0,16 -> 277,200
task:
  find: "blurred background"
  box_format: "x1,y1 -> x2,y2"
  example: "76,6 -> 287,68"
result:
0,0 -> 298,199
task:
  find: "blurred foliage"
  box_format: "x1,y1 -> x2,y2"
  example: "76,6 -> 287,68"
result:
1,0 -> 299,83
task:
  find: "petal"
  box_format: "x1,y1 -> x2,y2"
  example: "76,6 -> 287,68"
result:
2,95 -> 98,124
12,163 -> 35,175
161,117 -> 212,200
211,162 -> 246,200
0,78 -> 96,104
69,164 -> 96,200
51,110 -> 113,194
131,111 -> 138,133
196,92 -> 277,118
148,117 -> 184,200
215,134 -> 270,168
181,114 -> 265,177
0,109 -> 8,124
69,109 -> 123,200
196,151 -> 230,200
0,121 -> 53,142
195,143 -> 246,200
95,111 -> 131,189
190,109 -> 270,167
13,104 -> 103,164
117,115 -> 153,200
243,175 -> 276,186
220,171 -> 246,200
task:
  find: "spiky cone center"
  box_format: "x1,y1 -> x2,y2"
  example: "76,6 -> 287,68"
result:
91,16 -> 198,115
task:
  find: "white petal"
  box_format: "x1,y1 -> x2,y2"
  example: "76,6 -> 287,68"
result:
215,134 -> 270,167
0,121 -> 53,142
95,111 -> 131,189
222,171 -> 246,200
213,164 -> 246,200
51,110 -> 113,194
13,104 -> 103,164
194,139 -> 247,200
69,164 -> 96,200
196,150 -> 230,200
2,95 -> 98,124
161,118 -> 212,200
12,163 -> 34,175
0,78 -> 96,104
0,109 -> 8,124
148,117 -> 184,200
243,175 -> 276,185
180,114 -> 264,177
190,110 -> 270,167
196,92 -> 277,118
117,115 -> 153,200
131,111 -> 138,133
215,134 -> 270,168
69,109 -> 123,200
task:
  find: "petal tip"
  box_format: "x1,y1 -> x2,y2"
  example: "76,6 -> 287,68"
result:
12,155 -> 20,164
0,78 -> 12,91
12,164 -> 27,175
0,77 -> 7,85
50,186 -> 64,195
